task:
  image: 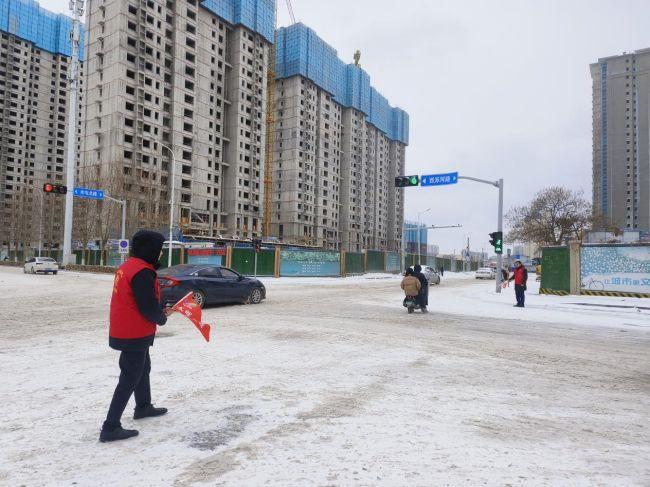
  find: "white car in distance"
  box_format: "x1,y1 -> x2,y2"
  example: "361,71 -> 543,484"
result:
475,267 -> 496,279
24,257 -> 59,275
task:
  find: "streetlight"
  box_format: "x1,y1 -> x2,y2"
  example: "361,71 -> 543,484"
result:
160,142 -> 176,268
417,208 -> 431,265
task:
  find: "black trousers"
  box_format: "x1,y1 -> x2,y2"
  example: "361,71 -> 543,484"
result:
104,349 -> 152,430
515,284 -> 526,306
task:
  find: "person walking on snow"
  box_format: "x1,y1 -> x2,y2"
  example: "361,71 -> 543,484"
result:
100,230 -> 171,442
508,260 -> 528,308
413,264 -> 429,313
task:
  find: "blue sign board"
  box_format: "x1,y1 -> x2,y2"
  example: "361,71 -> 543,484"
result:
74,187 -> 105,200
420,172 -> 458,187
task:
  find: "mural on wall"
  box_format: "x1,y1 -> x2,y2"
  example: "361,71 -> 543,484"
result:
280,250 -> 340,277
386,252 -> 401,272
580,245 -> 650,294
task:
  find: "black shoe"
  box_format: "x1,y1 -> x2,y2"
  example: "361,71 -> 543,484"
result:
421,307 -> 429,313
134,404 -> 168,420
99,426 -> 139,443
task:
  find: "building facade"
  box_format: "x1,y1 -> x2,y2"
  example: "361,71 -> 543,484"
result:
271,23 -> 409,251
80,0 -> 274,239
591,49 -> 650,232
0,0 -> 84,254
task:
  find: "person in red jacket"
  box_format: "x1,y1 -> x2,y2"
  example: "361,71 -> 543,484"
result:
508,260 -> 528,308
100,230 -> 171,442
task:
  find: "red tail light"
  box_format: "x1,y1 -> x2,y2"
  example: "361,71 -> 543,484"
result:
159,277 -> 180,288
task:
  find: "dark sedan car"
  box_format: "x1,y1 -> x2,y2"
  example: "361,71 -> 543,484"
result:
157,264 -> 266,308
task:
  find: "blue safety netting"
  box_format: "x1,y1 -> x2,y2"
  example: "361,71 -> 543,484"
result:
276,23 -> 409,144
0,0 -> 84,60
201,0 -> 275,44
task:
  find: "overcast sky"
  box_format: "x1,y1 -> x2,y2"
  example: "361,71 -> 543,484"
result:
42,0 -> 650,254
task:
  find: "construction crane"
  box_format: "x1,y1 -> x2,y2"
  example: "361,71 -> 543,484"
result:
263,0 -> 296,238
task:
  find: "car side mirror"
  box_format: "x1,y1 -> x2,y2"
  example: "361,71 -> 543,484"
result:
238,275 -> 244,281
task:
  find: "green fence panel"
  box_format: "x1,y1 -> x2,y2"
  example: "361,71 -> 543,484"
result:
345,252 -> 365,275
160,248 -> 183,269
426,255 -> 437,268
231,248 -> 275,276
366,251 -> 384,272
541,246 -> 570,292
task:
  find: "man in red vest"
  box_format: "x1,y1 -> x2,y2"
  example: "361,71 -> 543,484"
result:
100,230 -> 170,442
508,260 -> 529,308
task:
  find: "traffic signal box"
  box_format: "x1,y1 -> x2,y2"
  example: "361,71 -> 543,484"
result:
489,231 -> 503,254
394,176 -> 419,187
43,183 -> 67,194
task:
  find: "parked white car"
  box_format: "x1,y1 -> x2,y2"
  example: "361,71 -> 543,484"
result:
475,267 -> 496,279
24,257 -> 59,275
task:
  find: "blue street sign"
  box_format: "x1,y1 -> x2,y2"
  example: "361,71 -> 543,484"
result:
420,172 -> 459,187
73,187 -> 105,200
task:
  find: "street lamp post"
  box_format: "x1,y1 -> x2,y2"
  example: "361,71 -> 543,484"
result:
160,142 -> 177,268
416,208 -> 431,266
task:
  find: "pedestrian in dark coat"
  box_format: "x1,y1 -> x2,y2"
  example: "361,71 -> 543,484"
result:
439,266 -> 444,277
100,230 -> 170,443
413,265 -> 429,313
508,260 -> 528,307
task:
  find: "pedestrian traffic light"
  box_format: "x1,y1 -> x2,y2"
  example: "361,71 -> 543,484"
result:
489,231 -> 503,254
252,238 -> 262,253
394,175 -> 419,187
43,183 -> 67,194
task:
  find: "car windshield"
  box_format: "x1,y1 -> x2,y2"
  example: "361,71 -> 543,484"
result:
38,258 -> 55,262
158,265 -> 199,277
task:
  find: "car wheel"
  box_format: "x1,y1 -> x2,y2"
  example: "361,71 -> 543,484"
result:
53,271 -> 58,275
23,267 -> 27,274
192,290 -> 206,309
248,287 -> 263,304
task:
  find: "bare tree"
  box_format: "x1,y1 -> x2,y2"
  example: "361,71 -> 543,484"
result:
506,187 -> 592,247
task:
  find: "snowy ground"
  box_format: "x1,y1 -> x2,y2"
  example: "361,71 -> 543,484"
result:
1,267 -> 649,486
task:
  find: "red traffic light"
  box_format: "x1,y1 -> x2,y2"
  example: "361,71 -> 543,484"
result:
42,183 -> 67,194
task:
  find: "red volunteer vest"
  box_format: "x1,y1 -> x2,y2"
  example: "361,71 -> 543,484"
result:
109,257 -> 160,339
513,266 -> 526,285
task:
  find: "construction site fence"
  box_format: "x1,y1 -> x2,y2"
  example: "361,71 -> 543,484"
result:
2,247 -> 479,278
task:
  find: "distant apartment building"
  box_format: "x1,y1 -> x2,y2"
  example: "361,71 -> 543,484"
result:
0,0 -> 84,253
591,49 -> 650,231
80,0 -> 274,238
271,23 -> 409,251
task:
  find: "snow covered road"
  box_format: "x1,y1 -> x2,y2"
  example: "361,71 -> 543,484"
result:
1,267 -> 649,486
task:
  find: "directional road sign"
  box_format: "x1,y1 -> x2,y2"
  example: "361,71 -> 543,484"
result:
420,172 -> 458,187
118,239 -> 130,254
73,187 -> 105,200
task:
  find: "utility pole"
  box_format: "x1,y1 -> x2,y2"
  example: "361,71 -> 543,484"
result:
160,143 -> 177,268
62,0 -> 84,266
457,176 -> 504,293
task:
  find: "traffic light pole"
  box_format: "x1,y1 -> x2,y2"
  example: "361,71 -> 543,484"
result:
458,176 -> 504,293
62,0 -> 84,266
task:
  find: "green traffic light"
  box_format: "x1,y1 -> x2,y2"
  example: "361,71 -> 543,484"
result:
409,176 -> 418,186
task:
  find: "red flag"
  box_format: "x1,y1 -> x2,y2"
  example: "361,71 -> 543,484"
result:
171,292 -> 211,342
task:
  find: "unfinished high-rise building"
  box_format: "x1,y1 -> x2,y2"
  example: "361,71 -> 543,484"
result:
591,49 -> 650,231
271,23 -> 409,251
0,0 -> 84,255
80,0 -> 274,239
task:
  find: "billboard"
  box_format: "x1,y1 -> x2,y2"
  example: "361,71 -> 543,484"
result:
280,250 -> 340,277
187,248 -> 226,266
580,245 -> 650,295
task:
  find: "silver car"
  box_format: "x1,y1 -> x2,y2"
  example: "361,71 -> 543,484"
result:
24,257 -> 59,275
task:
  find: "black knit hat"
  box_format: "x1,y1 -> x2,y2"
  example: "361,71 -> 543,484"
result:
131,230 -> 166,267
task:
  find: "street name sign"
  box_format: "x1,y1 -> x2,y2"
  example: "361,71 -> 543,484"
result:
73,187 -> 105,200
420,172 -> 458,187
